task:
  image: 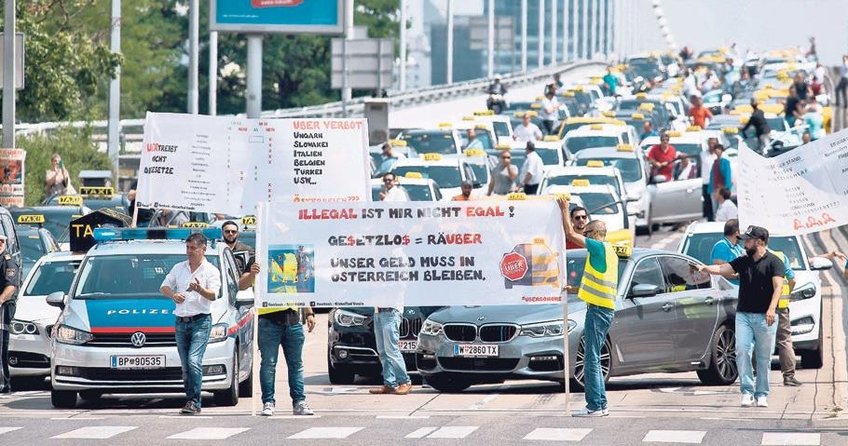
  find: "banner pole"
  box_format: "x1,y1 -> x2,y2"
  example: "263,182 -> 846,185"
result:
561,298 -> 571,415
131,204 -> 140,228
251,202 -> 265,417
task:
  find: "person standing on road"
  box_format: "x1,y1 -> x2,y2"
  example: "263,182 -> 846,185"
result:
222,221 -> 254,278
714,188 -> 738,222
709,219 -> 743,285
488,151 -> 518,196
540,86 -> 560,135
518,141 -> 544,195
514,113 -> 543,142
557,197 -> 618,417
565,206 -> 590,250
769,250 -> 800,386
697,226 -> 784,408
741,99 -> 771,153
602,66 -> 619,96
647,132 -> 678,180
370,305 -> 412,395
45,153 -> 72,197
0,235 -> 20,394
708,144 -> 732,211
701,138 -> 718,221
688,95 -> 713,129
160,233 -> 221,415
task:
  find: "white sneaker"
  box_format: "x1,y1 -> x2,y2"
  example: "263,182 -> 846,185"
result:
261,402 -> 274,416
741,394 -> 754,407
756,396 -> 768,407
572,407 -> 609,417
293,400 -> 314,416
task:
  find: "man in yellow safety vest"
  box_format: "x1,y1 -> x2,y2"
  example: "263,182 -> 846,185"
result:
769,250 -> 798,386
558,197 -> 618,417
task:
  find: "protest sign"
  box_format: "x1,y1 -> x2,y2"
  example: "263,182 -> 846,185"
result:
738,129 -> 848,235
255,200 -> 565,308
0,148 -> 25,207
138,113 -> 370,215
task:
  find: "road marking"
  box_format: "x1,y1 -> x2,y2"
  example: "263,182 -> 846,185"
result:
761,432 -> 821,445
288,427 -> 363,439
377,415 -> 430,419
523,428 -> 592,441
643,430 -> 706,443
268,415 -> 323,419
168,428 -> 250,440
0,427 -> 21,435
50,417 -> 106,420
51,426 -> 137,439
406,427 -> 440,439
470,392 -> 500,410
426,426 -> 479,439
158,415 -> 214,419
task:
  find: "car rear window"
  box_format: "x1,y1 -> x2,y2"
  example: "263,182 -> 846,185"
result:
681,234 -> 806,270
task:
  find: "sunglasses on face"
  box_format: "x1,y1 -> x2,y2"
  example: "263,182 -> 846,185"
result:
573,215 -> 588,220
383,178 -> 394,183
502,156 -> 511,160
224,230 -> 238,234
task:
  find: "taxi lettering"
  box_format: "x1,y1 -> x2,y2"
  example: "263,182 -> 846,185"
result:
71,224 -> 94,238
58,196 -> 83,206
17,214 -> 45,224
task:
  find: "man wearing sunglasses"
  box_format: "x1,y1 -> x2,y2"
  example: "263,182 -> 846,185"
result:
566,206 -> 590,249
379,172 -> 408,202
0,234 -> 20,393
222,221 -> 258,289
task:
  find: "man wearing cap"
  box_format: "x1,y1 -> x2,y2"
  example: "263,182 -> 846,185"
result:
160,233 -> 221,415
0,234 -> 20,393
697,226 -> 785,408
452,181 -> 474,201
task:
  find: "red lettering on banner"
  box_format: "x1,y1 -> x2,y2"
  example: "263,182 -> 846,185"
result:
465,206 -> 506,217
299,209 -> 358,220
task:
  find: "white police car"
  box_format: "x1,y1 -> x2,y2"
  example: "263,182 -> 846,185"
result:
47,228 -> 255,408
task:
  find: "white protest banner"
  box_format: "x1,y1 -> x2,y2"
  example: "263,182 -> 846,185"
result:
138,113 -> 370,215
738,128 -> 848,235
255,200 -> 565,308
0,148 -> 25,207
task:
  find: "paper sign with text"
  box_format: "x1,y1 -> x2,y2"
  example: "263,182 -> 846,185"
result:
738,128 -> 848,235
0,148 -> 25,208
138,113 -> 370,215
255,200 -> 566,308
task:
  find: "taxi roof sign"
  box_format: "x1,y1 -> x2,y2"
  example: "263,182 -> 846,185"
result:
665,130 -> 682,137
462,115 -> 475,121
241,215 -> 257,226
552,192 -> 572,201
613,243 -> 632,258
590,124 -> 604,130
506,192 -> 527,200
542,135 -> 559,142
722,127 -> 739,134
437,122 -> 453,128
638,103 -> 655,111
530,103 -> 542,110
80,186 -> 114,197
586,160 -> 605,168
422,153 -> 443,161
635,93 -> 648,100
630,112 -> 645,120
58,196 -> 83,206
389,139 -> 407,147
602,111 -> 616,118
474,124 -> 490,130
182,222 -> 209,228
571,179 -> 591,187
473,110 -> 495,116
93,227 -> 222,243
17,214 -> 45,224
465,149 -> 486,157
616,144 -> 634,152
563,91 -> 576,97
686,125 -> 702,132
403,172 -> 424,178
496,143 -> 512,150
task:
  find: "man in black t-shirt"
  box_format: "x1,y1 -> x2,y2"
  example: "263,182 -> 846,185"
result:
697,225 -> 784,409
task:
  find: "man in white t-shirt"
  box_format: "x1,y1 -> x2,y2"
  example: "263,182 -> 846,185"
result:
379,172 -> 409,202
519,141 -> 544,195
714,188 -> 738,222
539,87 -> 560,135
160,233 -> 222,415
513,113 -> 543,142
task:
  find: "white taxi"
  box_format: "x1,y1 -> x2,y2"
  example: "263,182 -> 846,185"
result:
544,181 -> 634,247
562,124 -> 627,157
390,153 -> 483,201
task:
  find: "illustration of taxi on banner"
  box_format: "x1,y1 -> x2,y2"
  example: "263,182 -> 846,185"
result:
501,238 -> 560,289
267,245 -> 315,294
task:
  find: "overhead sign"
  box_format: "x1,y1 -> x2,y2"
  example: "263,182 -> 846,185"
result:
138,113 -> 370,216
737,128 -> 848,235
0,148 -> 25,207
331,38 -> 394,90
255,200 -> 565,308
210,0 -> 344,34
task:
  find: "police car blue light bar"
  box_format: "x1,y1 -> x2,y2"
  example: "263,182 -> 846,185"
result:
93,227 -> 222,242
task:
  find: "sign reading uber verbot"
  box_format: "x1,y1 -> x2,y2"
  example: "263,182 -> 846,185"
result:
255,200 -> 565,308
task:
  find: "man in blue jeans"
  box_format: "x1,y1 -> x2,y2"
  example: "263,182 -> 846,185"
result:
257,305 -> 316,416
160,233 -> 222,415
558,197 -> 619,417
369,307 -> 412,395
697,225 -> 784,408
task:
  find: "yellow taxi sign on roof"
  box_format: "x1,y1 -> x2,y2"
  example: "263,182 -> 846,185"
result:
571,86 -> 584,93
613,243 -> 632,258
543,135 -> 559,142
722,127 -> 739,135
58,195 -> 83,206
182,222 -> 209,229
389,139 -> 407,147
437,122 -> 453,128
80,186 -> 114,197
635,93 -> 648,100
590,124 -> 604,130
403,172 -> 423,178
530,103 -> 542,110
507,192 -> 527,200
617,144 -> 634,152
630,112 -> 645,120
586,160 -> 604,168
686,125 -> 702,132
665,130 -> 681,137
462,115 -> 475,121
532,237 -> 548,244
422,153 -> 443,161
473,110 -> 494,116
739,116 -> 750,125
552,192 -> 572,201
474,124 -> 490,130
241,215 -> 257,226
760,104 -> 783,114
563,91 -> 576,97
571,179 -> 591,187
17,214 -> 45,224
535,96 -> 545,101
602,111 -> 616,118
496,143 -> 512,150
465,148 -> 486,157
638,103 -> 655,111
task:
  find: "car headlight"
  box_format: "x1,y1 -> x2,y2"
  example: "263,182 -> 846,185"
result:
519,320 -> 564,337
790,283 -> 816,301
333,309 -> 371,327
567,319 -> 577,333
208,323 -> 230,343
54,325 -> 93,345
419,320 -> 443,337
9,319 -> 39,336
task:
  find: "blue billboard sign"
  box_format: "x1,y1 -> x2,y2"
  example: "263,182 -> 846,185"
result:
210,0 -> 344,34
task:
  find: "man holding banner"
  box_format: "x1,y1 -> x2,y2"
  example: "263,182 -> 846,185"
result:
558,197 -> 618,417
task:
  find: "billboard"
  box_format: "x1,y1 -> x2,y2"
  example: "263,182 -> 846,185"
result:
210,0 -> 345,34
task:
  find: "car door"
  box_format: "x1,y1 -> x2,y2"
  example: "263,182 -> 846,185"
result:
650,174 -> 702,223
657,256 -> 720,364
224,250 -> 253,381
613,257 -> 677,370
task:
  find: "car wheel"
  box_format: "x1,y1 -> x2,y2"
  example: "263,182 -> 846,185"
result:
801,348 -> 823,369
697,324 -> 738,385
425,373 -> 472,393
78,390 -> 103,402
327,354 -> 356,385
213,352 -> 240,407
51,389 -> 77,409
571,336 -> 611,392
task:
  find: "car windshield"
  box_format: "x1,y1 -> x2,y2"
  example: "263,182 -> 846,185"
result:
766,117 -> 787,132
75,254 -> 220,298
24,260 -> 82,296
401,132 -> 458,155
536,148 -> 560,165
574,192 -> 619,214
20,233 -> 45,263
576,157 -> 642,183
681,233 -> 806,270
545,175 -> 621,197
460,131 -> 494,151
391,166 -> 462,189
503,102 -> 535,112
492,121 -> 510,138
565,251 -> 628,300
566,136 -> 619,154
467,163 -> 489,183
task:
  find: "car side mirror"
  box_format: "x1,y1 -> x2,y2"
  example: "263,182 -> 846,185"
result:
652,175 -> 668,184
473,182 -> 484,189
46,291 -> 66,309
628,284 -> 660,298
809,256 -> 834,271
